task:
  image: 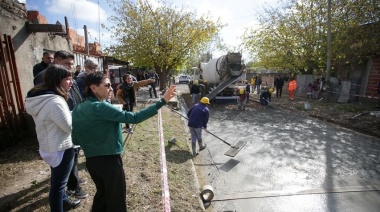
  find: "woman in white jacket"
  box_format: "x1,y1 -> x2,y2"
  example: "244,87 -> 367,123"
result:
25,64 -> 80,211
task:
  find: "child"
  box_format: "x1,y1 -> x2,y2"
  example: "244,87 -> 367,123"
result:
307,83 -> 313,99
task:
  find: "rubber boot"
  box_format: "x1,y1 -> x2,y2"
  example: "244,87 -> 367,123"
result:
192,141 -> 198,157
198,139 -> 207,151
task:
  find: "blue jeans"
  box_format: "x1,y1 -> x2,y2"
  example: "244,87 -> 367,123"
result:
49,148 -> 74,211
67,147 -> 80,191
256,85 -> 261,94
123,102 -> 134,129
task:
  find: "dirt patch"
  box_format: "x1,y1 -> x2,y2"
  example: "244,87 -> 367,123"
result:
271,95 -> 380,138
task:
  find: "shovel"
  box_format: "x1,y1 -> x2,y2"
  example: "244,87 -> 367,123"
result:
166,106 -> 247,157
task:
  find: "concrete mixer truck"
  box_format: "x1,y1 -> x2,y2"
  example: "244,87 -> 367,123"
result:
192,52 -> 246,100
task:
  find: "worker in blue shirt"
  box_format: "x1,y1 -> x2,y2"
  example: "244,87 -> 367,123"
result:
187,97 -> 210,157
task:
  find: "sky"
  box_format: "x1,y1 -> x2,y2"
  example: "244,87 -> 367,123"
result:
24,0 -> 278,60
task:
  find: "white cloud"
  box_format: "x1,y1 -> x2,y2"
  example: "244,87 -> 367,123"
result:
76,27 -> 114,49
45,0 -> 107,24
173,0 -> 276,59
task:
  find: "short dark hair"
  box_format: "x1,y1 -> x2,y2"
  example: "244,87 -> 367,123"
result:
43,51 -> 52,57
54,50 -> 74,60
85,71 -> 107,98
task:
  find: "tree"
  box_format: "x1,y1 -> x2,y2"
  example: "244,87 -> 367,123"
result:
243,0 -> 380,78
329,0 -> 380,78
243,0 -> 327,76
105,0 -> 222,90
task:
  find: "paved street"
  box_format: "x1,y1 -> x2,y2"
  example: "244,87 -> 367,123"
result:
176,84 -> 380,212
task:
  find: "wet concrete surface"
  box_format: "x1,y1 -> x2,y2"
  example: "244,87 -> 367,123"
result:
175,84 -> 380,212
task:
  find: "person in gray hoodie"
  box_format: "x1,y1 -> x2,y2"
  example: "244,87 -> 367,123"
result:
25,64 -> 81,211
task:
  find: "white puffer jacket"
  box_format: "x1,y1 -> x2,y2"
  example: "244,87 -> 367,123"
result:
25,93 -> 73,152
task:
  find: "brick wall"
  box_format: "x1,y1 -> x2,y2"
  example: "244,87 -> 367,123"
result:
69,28 -> 85,47
366,56 -> 380,97
26,10 -> 47,24
89,42 -> 101,55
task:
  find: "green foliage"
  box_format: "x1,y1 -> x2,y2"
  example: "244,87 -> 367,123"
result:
105,0 -> 222,89
243,0 -> 380,77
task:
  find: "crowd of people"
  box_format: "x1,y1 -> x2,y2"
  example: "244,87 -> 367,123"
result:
229,74 -> 327,109
27,51 -> 176,211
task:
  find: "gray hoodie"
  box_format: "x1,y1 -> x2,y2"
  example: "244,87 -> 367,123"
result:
25,92 -> 73,152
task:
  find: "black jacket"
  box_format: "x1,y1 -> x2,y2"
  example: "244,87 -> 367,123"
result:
67,81 -> 83,110
33,61 -> 49,78
190,84 -> 200,94
274,77 -> 284,88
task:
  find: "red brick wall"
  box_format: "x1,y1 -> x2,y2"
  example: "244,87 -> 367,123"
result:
89,42 -> 101,55
69,28 -> 85,47
26,10 -> 47,24
366,56 -> 380,97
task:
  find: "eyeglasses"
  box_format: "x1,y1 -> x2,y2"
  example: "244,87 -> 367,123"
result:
104,83 -> 111,88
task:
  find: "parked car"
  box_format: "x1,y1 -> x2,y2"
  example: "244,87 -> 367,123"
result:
179,75 -> 190,84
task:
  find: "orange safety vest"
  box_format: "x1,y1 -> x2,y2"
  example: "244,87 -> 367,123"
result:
288,80 -> 297,90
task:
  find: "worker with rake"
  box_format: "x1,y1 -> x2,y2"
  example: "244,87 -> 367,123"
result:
187,97 -> 210,157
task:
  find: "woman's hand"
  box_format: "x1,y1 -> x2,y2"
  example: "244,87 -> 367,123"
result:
163,85 -> 176,102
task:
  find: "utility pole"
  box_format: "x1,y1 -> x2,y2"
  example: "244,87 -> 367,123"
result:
84,25 -> 89,56
325,0 -> 332,102
98,0 -> 101,48
326,0 -> 331,82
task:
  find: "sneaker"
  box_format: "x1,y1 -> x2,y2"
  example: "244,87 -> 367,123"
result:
63,198 -> 81,211
69,188 -> 88,199
78,179 -> 87,185
193,151 -> 199,157
127,128 -> 134,134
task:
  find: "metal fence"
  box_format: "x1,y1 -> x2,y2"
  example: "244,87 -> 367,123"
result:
0,32 -> 26,147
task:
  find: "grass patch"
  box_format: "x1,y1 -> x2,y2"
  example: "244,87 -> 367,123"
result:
123,105 -> 203,211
